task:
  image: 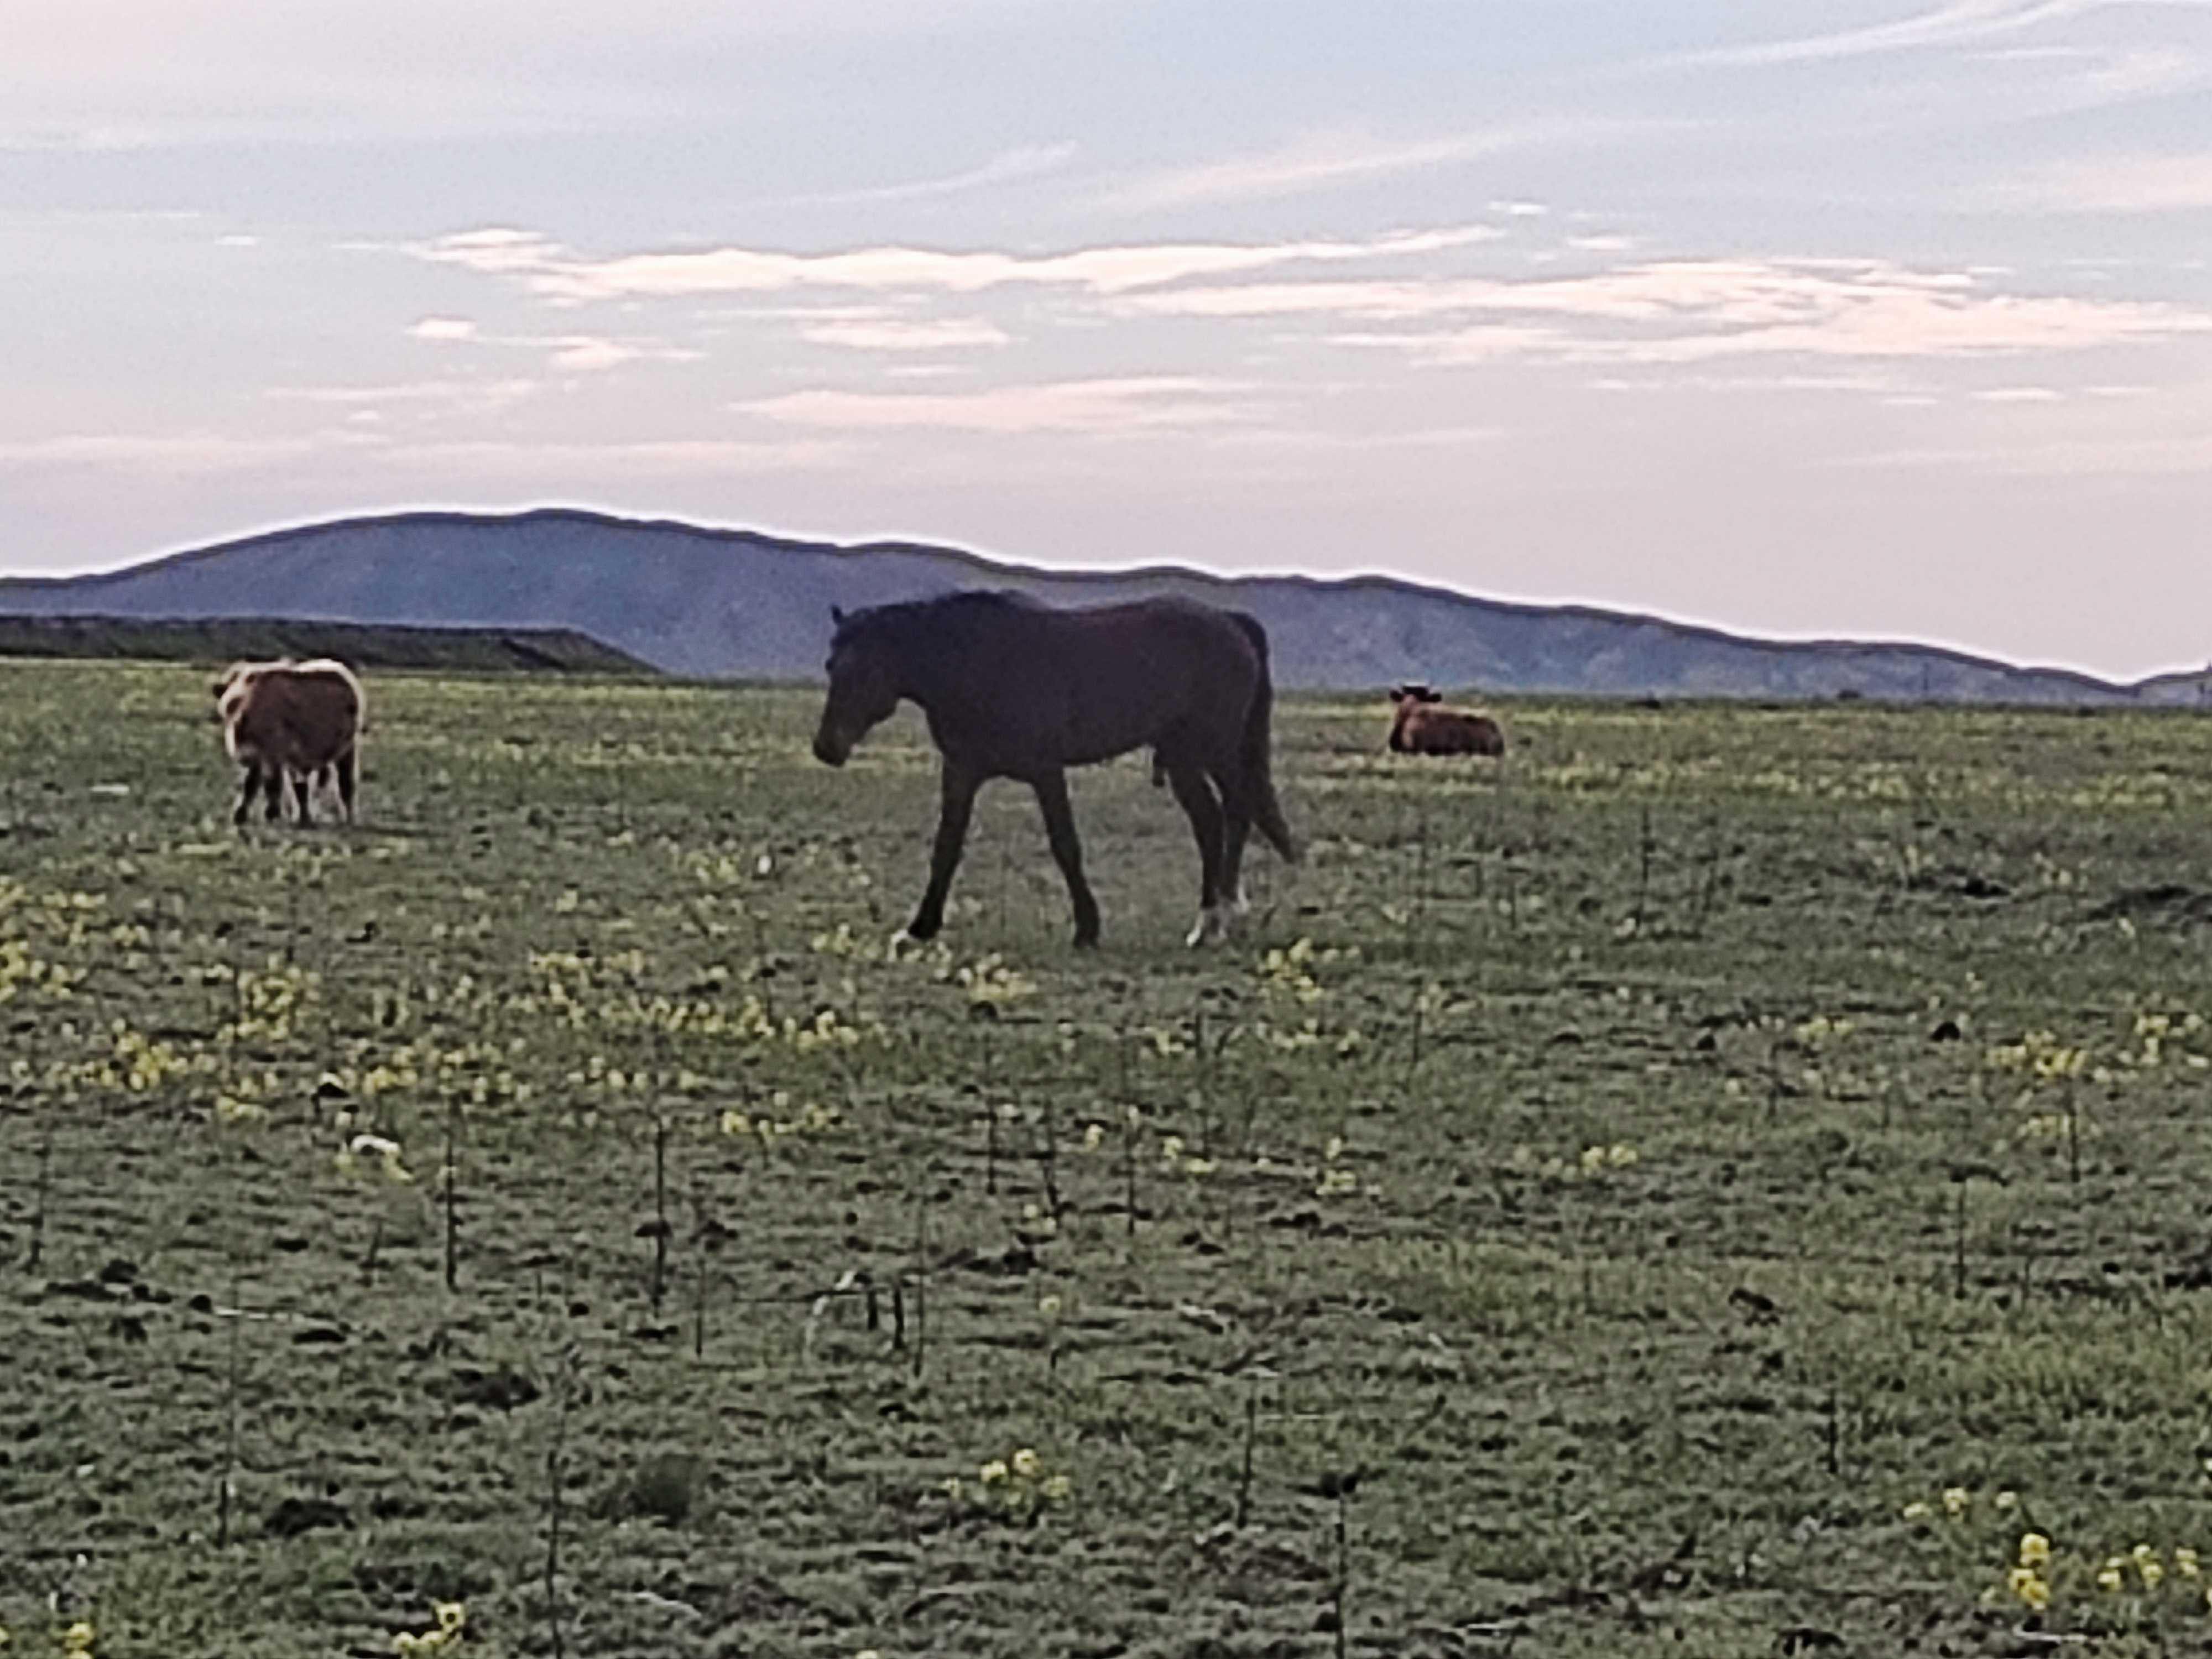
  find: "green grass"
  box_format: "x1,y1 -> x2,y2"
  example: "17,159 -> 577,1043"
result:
6,660 -> 2212,1656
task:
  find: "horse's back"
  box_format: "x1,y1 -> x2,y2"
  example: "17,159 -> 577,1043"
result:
937,594 -> 1267,769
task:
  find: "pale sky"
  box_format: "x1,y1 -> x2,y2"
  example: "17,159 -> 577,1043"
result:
7,1 -> 2212,679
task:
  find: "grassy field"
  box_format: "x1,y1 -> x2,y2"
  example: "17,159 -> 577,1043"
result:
6,659 -> 2212,1657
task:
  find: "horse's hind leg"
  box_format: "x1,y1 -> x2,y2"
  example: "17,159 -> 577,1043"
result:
334,748 -> 358,823
901,758 -> 981,945
1162,758 -> 1229,946
290,768 -> 315,827
1031,768 -> 1101,948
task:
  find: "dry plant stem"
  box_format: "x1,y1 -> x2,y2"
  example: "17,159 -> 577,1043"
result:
442,1095 -> 461,1293
1413,797 -> 1431,965
1036,1088 -> 1061,1223
911,1176 -> 928,1379
218,1272 -> 241,1548
1824,1382 -> 1841,1477
25,1116 -> 53,1270
1235,1381 -> 1258,1528
692,1251 -> 707,1360
544,1368 -> 568,1659
1332,1487 -> 1349,1659
980,1026 -> 998,1194
1635,802 -> 1654,930
1953,1181 -> 1969,1300
650,1113 -> 670,1317
1123,1112 -> 1139,1237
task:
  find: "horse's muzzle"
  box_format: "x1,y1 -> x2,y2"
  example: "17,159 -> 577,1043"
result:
812,730 -> 848,768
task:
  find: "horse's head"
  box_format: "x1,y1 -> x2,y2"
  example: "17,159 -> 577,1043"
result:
813,607 -> 902,767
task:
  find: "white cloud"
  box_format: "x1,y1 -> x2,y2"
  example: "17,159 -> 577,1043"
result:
1107,126 -> 1616,210
267,378 -> 540,410
1129,258 -> 2212,363
779,142 -> 1077,206
2011,153 -> 2212,212
1671,1 -> 2091,69
737,376 -> 1251,434
408,225 -> 1500,303
0,431 -> 368,473
409,316 -> 478,341
377,436 -> 852,478
797,316 -> 1010,352
1975,385 -> 2065,400
536,335 -> 701,372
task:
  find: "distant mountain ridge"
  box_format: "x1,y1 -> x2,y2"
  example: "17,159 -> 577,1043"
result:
0,508 -> 2195,704
0,613 -> 647,674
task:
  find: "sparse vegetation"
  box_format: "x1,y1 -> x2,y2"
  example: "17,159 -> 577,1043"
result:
4,661 -> 2212,1655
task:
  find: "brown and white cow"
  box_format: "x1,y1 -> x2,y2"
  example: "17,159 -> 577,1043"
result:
212,658 -> 366,826
1387,684 -> 1505,757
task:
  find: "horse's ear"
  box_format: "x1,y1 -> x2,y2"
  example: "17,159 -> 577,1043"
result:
1420,687 -> 1442,703
830,604 -> 845,626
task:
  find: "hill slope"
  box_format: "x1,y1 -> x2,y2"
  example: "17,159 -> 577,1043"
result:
0,614 -> 649,674
0,508 -> 2177,701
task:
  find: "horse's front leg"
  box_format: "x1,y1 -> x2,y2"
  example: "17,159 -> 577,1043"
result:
900,758 -> 982,945
1031,768 -> 1101,948
232,761 -> 262,828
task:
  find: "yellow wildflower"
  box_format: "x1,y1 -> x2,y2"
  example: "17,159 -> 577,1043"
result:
2177,1546 -> 2200,1579
2018,1532 -> 2052,1569
1901,1501 -> 1932,1521
1992,1490 -> 2018,1512
2007,1568 -> 2049,1612
1037,1294 -> 1062,1319
1041,1473 -> 1073,1503
2133,1544 -> 2163,1589
61,1624 -> 93,1655
2097,1557 -> 2126,1593
979,1459 -> 1009,1485
1011,1448 -> 1041,1479
1941,1486 -> 1970,1519
1081,1123 -> 1105,1151
433,1603 -> 465,1635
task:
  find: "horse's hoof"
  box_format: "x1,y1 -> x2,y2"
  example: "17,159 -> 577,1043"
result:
1073,931 -> 1100,950
1185,907 -> 1229,948
888,928 -> 916,954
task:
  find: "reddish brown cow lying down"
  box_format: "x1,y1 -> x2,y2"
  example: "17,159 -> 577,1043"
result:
212,658 -> 366,826
1387,684 -> 1505,757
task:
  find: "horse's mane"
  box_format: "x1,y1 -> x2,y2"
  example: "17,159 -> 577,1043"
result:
834,589 -> 1039,649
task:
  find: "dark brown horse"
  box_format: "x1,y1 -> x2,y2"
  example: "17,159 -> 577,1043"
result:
812,591 -> 1298,948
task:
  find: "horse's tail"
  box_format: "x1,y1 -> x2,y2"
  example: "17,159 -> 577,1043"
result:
1231,613 -> 1300,863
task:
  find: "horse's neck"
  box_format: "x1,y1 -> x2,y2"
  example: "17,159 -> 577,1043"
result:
894,617 -> 993,746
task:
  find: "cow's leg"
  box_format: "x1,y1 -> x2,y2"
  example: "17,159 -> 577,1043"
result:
233,762 -> 262,828
900,758 -> 982,945
1163,758 -> 1228,946
1030,768 -> 1100,948
291,768 -> 315,827
263,762 -> 285,822
334,748 -> 358,823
